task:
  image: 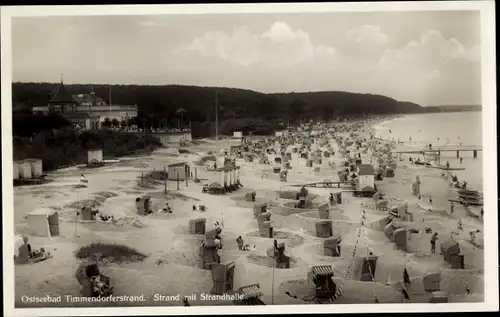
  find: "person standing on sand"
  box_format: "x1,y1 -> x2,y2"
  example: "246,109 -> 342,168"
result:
430,232 -> 438,254
429,196 -> 433,205
470,230 -> 480,244
480,208 -> 484,219
236,236 -> 244,251
450,202 -> 455,215
460,157 -> 463,164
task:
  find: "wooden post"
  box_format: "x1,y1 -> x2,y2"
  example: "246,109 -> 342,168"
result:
164,167 -> 167,193
186,173 -> 188,187
456,150 -> 459,158
195,168 -> 198,180
177,173 -> 180,190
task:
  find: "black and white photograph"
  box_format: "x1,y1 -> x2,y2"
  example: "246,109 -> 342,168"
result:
2,2 -> 497,316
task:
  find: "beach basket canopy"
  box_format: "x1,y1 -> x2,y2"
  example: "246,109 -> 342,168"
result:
209,183 -> 222,190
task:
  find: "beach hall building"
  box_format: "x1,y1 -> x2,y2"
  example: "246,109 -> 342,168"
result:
32,80 -> 138,130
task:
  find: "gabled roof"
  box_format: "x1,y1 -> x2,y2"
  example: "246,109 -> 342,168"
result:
358,164 -> 375,176
49,82 -> 76,104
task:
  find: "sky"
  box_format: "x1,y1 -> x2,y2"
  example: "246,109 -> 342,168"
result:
11,10 -> 482,106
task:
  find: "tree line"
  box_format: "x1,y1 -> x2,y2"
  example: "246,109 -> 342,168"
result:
12,82 -> 427,138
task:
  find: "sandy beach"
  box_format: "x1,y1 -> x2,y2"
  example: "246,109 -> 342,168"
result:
12,117 -> 484,307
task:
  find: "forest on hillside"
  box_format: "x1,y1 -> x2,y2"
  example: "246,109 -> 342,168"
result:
12,82 -> 425,138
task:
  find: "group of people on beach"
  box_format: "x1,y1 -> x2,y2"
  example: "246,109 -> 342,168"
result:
15,236 -> 51,264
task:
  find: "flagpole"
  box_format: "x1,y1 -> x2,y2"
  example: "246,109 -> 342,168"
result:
75,190 -> 79,236
271,243 -> 275,305
109,85 -> 112,114
215,91 -> 219,140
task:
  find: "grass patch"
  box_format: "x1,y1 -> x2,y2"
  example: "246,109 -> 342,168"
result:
145,191 -> 200,201
64,199 -> 101,209
13,128 -> 162,171
75,242 -> 148,264
194,155 -> 217,166
94,191 -> 119,199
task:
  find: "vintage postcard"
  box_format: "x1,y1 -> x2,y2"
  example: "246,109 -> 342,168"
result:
1,2 -> 497,316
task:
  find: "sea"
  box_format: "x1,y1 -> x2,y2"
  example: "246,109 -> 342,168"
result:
372,111 -> 483,190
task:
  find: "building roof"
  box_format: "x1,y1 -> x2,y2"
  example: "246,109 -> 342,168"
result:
236,284 -> 263,300
441,239 -> 459,249
311,265 -> 334,276
49,82 -> 76,104
168,162 -> 188,167
72,93 -> 107,105
60,112 -> 100,119
29,207 -> 57,216
358,164 -> 375,176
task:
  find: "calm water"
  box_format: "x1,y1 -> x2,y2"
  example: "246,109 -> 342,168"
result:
373,111 -> 483,190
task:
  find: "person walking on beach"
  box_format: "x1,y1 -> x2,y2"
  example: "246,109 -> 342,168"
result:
470,230 -> 480,244
450,202 -> 455,215
480,208 -> 484,219
429,196 -> 433,205
430,232 -> 438,254
446,161 -> 450,169
460,157 -> 463,164
457,219 -> 463,231
329,193 -> 334,205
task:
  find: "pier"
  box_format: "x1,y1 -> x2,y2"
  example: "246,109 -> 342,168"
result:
394,144 -> 482,158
